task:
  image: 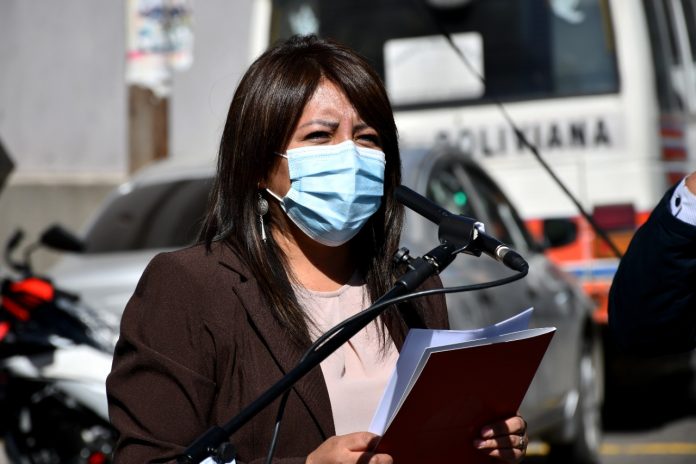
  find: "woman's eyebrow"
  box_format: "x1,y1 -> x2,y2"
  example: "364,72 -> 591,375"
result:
298,119 -> 339,129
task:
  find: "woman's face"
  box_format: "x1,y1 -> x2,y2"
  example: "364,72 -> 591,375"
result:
265,79 -> 382,196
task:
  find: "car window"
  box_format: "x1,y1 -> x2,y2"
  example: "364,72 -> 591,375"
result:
84,178 -> 213,253
426,159 -> 478,219
426,157 -> 535,250
464,165 -> 536,251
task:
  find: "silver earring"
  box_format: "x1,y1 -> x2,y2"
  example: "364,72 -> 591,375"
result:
256,193 -> 269,242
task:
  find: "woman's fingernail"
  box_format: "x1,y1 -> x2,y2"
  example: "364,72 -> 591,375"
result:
473,439 -> 485,448
481,427 -> 493,438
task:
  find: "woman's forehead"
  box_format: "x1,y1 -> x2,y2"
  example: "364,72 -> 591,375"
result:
297,79 -> 363,124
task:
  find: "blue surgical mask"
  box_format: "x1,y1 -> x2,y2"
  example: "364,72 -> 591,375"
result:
266,140 -> 386,246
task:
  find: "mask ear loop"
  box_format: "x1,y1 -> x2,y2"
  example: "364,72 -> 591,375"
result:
255,192 -> 269,242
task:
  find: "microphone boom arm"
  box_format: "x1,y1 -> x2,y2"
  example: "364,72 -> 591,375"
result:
396,185 -> 529,273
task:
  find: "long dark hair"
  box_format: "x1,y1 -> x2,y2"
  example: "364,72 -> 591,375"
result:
200,35 -> 412,347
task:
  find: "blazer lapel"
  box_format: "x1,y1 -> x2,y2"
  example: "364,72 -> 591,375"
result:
217,245 -> 335,440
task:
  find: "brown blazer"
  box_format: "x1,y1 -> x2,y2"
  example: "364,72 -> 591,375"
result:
106,241 -> 449,463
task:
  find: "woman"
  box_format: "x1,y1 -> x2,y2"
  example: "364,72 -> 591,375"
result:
107,35 -> 528,463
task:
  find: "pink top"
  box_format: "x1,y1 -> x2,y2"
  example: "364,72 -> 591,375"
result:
295,275 -> 399,435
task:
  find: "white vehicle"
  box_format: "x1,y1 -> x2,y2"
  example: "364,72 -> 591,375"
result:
264,0 -> 696,326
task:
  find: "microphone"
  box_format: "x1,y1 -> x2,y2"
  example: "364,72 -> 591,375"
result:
471,227 -> 529,273
395,185 -> 528,272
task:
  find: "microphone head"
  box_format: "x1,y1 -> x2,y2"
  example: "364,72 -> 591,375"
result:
501,249 -> 529,273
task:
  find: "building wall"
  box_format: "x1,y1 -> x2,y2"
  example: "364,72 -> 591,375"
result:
0,0 -> 256,271
0,0 -> 128,271
0,0 -> 128,176
170,0 -> 256,163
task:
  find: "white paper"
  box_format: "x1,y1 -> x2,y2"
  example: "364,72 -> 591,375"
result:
368,308 -> 534,434
200,458 -> 235,464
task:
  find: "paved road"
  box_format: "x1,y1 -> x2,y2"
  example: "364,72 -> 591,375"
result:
600,417 -> 696,464
526,416 -> 696,464
527,349 -> 696,464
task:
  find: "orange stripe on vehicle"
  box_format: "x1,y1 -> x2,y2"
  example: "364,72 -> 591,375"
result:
660,127 -> 683,138
662,146 -> 687,161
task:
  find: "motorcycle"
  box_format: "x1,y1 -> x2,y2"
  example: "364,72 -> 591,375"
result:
0,226 -> 117,463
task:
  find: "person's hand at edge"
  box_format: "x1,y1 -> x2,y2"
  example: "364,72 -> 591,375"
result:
685,172 -> 696,195
473,415 -> 527,463
306,432 -> 393,464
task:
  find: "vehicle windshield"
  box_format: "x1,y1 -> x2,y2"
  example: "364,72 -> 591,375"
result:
83,178 -> 212,253
270,0 -> 619,107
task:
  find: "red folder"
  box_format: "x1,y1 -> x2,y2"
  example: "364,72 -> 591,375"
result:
374,327 -> 555,464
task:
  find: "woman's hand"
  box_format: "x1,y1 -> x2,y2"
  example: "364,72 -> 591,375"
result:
306,432 -> 393,464
473,415 -> 528,463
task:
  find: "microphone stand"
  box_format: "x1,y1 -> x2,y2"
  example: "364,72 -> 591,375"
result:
177,240 -> 461,464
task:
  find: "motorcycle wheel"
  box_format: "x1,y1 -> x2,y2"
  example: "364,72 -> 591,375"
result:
3,388 -> 115,464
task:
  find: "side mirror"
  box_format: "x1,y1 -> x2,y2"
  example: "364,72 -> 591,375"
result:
542,218 -> 577,248
5,229 -> 24,256
40,224 -> 86,253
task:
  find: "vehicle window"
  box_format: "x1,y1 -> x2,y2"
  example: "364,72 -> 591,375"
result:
425,159 -> 477,219
84,178 -> 212,253
270,0 -> 620,106
425,156 -> 537,251
644,0 -> 685,111
464,165 -> 536,251
683,0 -> 696,56
426,157 -> 514,247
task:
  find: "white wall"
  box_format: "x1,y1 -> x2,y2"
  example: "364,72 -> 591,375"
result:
0,0 -> 259,172
0,1 -> 128,270
0,0 -> 128,177
170,0 -> 256,163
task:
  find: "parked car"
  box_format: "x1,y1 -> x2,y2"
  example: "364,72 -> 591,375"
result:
47,145 -> 602,463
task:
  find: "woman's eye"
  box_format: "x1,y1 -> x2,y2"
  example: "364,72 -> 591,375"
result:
359,134 -> 381,147
305,131 -> 330,141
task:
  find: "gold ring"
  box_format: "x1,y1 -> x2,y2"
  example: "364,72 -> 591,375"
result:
518,436 -> 526,450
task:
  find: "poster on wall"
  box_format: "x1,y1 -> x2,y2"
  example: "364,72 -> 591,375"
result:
126,0 -> 194,97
